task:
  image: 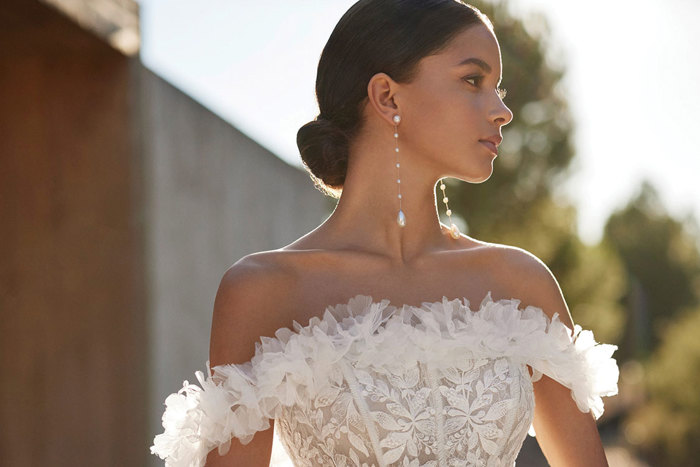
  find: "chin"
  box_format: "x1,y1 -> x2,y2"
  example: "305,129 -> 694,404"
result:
467,173 -> 493,184
478,171 -> 495,183
457,162 -> 495,183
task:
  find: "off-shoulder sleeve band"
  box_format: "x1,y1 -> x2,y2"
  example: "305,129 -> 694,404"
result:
524,316 -> 619,437
149,360 -> 276,467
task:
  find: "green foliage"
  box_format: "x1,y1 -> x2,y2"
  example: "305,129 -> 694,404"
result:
598,161 -> 700,465
445,1 -> 627,345
454,0 -> 577,234
603,180 -> 700,357
559,237 -> 628,345
623,305 -> 700,466
496,196 -> 628,345
460,3 -> 700,464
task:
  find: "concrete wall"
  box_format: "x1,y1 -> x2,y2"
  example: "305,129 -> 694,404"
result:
136,67 -> 331,466
1,1 -> 331,465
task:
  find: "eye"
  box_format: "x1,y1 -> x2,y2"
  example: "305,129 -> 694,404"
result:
463,75 -> 508,100
462,75 -> 484,87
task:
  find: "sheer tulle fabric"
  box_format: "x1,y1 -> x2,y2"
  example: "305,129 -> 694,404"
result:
150,292 -> 619,466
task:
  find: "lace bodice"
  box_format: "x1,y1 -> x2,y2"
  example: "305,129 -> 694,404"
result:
150,292 -> 619,466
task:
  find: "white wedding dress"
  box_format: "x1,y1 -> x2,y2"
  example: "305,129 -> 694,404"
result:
150,292 -> 619,466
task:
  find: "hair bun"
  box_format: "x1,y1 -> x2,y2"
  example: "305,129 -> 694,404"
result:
296,116 -> 349,197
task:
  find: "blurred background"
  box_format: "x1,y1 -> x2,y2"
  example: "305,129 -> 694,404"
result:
1,0 -> 698,465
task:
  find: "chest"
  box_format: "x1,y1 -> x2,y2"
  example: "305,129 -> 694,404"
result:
281,252 -> 512,334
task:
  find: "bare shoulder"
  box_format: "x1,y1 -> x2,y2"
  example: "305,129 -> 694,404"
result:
485,245 -> 608,463
481,242 -> 575,330
205,252 -> 291,466
209,250 -> 296,368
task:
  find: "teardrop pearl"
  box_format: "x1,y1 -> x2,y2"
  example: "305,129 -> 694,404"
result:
450,223 -> 460,239
397,209 -> 406,227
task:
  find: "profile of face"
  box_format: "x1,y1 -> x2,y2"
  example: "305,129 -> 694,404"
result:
388,24 -> 514,183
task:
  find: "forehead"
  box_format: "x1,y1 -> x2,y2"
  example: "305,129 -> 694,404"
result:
422,24 -> 502,72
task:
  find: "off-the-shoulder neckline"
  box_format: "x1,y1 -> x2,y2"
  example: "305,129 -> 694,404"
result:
317,290 -> 539,314
275,290 -> 561,339
334,292 -> 488,311
202,290 -> 619,423
208,290 -> 595,390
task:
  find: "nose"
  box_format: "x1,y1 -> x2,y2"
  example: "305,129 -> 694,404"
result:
494,100 -> 513,127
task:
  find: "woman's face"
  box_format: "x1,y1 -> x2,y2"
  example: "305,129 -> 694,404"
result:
400,24 -> 513,182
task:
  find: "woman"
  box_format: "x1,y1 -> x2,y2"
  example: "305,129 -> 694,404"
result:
151,1 -> 619,466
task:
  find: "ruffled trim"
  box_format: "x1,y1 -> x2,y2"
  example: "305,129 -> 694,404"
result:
150,292 -> 619,465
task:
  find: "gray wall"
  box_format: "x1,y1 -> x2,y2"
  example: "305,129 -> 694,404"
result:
1,1 -> 149,464
137,66 -> 331,465
2,2 -> 330,464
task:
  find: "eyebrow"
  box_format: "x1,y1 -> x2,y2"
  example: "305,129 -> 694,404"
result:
456,57 -> 492,73
455,57 -> 502,86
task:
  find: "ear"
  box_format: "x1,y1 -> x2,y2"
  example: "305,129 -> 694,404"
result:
366,72 -> 401,127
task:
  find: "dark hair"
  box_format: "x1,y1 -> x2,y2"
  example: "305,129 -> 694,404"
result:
296,0 -> 493,198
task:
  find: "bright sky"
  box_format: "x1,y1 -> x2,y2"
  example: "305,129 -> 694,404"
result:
138,0 -> 700,245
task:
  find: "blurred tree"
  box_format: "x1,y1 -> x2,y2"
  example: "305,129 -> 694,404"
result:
622,304 -> 700,466
448,1 -> 628,344
603,180 -> 700,359
454,0 -> 576,232
457,3 -> 700,465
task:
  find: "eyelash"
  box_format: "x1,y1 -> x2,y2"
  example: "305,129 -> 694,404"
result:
463,75 -> 508,100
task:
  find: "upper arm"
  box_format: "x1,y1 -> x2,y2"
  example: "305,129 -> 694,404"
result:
205,254 -> 289,467
503,247 -> 609,467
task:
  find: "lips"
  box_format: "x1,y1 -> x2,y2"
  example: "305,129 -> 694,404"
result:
480,135 -> 502,147
479,134 -> 502,155
480,140 -> 498,154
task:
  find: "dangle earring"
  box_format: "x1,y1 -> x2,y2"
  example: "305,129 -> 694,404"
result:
394,114 -> 406,227
439,177 -> 461,239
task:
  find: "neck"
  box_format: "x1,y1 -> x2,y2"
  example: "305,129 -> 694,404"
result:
315,134 -> 456,266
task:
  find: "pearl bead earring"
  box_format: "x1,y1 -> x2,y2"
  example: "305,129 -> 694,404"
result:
393,114 -> 406,227
440,178 -> 461,239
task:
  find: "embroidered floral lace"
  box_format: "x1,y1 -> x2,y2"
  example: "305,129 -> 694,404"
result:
150,292 -> 619,466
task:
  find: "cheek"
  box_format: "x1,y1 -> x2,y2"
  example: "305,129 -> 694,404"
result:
423,104 -> 480,149
403,85 -> 480,156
